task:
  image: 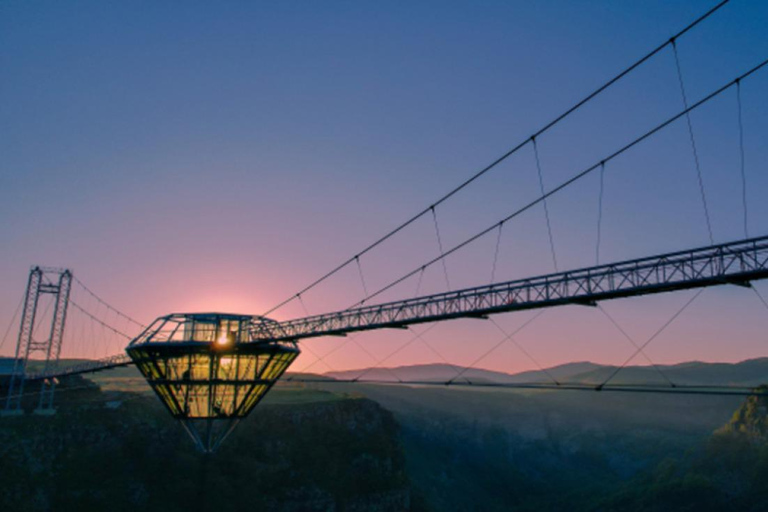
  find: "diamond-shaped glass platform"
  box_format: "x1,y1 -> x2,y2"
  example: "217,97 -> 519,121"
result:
126,313 -> 299,452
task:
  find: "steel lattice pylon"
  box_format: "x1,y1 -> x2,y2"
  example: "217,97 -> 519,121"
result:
3,267 -> 72,415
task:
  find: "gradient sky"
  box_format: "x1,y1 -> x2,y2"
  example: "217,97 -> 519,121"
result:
2,1 -> 768,374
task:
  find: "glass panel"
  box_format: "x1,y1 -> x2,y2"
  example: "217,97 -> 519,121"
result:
264,354 -> 292,380
130,340 -> 298,421
236,355 -> 254,380
154,384 -> 183,415
241,384 -> 268,412
218,319 -> 241,344
153,354 -> 169,378
211,384 -> 237,416
187,384 -> 211,418
165,355 -> 192,381
136,361 -> 155,379
255,353 -> 273,379
232,383 -> 248,413
189,354 -> 211,380
217,356 -> 237,380
192,320 -> 216,342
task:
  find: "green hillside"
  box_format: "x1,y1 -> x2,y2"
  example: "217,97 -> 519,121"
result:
0,384 -> 418,512
593,386 -> 768,511
5,359 -> 768,511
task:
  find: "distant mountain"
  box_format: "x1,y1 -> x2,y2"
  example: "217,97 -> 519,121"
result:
324,363 -> 514,384
565,358 -> 768,387
324,358 -> 768,388
503,361 -> 603,383
12,356 -> 768,389
324,361 -> 603,384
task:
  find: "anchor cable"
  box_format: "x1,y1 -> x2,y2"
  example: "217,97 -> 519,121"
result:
447,311 -> 546,384
598,289 -> 704,389
598,304 -> 676,387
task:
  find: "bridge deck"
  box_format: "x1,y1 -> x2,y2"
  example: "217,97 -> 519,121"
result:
26,354 -> 133,382
31,235 -> 768,380
252,235 -> 768,342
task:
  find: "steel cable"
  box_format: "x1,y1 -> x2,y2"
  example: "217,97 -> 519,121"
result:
672,40 -> 714,244
261,1 -> 730,317
347,58 -> 768,310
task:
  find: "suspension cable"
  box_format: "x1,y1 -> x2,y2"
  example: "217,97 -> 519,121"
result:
288,377 -> 768,397
490,222 -> 504,284
431,207 -> 451,291
0,294 -> 24,352
297,292 -> 385,372
297,294 -> 311,317
355,256 -> 369,299
347,323 -> 440,383
751,286 -> 768,313
597,304 -> 676,387
296,338 -> 351,375
488,316 -> 559,385
73,276 -> 146,329
296,340 -> 339,374
447,310 -> 546,384
406,325 -> 463,379
69,301 -> 133,340
260,0 -> 730,317
598,289 -> 704,389
347,58 -> 768,310
414,266 -> 426,298
736,80 -> 749,238
595,161 -> 606,265
533,138 -> 559,272
672,40 -> 714,244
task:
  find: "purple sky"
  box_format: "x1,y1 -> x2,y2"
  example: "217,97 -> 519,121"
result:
2,1 -> 768,374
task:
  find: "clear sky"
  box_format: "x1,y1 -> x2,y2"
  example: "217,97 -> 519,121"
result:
2,1 -> 768,374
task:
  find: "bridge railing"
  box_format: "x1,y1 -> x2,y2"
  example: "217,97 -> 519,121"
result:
26,354 -> 133,381
252,235 -> 768,342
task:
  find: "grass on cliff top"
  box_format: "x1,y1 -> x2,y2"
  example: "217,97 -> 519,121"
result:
86,374 -> 346,405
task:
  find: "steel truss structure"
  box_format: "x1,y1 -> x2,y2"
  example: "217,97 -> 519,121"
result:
251,235 -> 768,342
25,353 -> 133,382
3,267 -> 72,414
24,235 -> 768,382
126,313 -> 299,452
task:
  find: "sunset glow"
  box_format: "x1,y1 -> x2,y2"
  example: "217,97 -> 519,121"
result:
1,1 -> 768,376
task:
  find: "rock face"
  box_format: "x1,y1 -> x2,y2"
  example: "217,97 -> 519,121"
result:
0,388 -> 415,512
593,387 -> 768,512
718,384 -> 768,440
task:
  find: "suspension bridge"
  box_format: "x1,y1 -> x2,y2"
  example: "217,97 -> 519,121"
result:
2,0 -> 768,452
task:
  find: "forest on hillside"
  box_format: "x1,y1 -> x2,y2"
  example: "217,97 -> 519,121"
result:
2,375 -> 768,511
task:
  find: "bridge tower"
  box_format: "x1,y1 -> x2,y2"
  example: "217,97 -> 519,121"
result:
3,267 -> 72,415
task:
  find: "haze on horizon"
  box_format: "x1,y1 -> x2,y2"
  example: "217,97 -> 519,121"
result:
2,1 -> 768,375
